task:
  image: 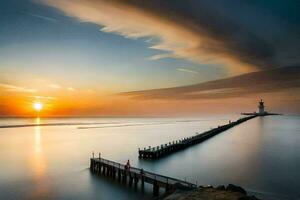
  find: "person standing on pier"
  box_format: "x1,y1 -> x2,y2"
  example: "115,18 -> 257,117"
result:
125,160 -> 131,170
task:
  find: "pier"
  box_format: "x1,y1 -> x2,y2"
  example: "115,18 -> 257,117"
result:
90,157 -> 197,196
138,115 -> 257,159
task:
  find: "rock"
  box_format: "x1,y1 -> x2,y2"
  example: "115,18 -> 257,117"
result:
173,183 -> 193,190
250,195 -> 261,200
226,184 -> 247,195
164,187 -> 262,200
216,185 -> 226,190
238,195 -> 261,200
199,185 -> 213,189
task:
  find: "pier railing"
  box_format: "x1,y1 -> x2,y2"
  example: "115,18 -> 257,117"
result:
93,157 -> 196,188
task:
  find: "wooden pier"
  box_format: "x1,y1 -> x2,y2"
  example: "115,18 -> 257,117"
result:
90,157 -> 197,196
139,115 -> 257,159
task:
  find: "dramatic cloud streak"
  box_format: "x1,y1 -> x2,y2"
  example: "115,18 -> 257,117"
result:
41,0 -> 300,73
122,66 -> 300,100
177,68 -> 199,74
0,83 -> 37,93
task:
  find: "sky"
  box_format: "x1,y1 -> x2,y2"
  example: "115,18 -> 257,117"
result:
0,0 -> 299,116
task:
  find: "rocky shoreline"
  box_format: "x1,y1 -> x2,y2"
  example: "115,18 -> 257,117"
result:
164,184 -> 261,200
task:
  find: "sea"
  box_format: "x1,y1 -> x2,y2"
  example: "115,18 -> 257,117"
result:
0,115 -> 299,200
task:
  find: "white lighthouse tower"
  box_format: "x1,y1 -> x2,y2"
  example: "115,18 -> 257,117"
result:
242,99 -> 280,116
258,99 -> 265,115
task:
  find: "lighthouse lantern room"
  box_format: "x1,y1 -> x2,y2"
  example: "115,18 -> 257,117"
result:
258,99 -> 265,114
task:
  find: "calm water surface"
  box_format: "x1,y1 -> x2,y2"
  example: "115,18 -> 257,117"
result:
0,115 -> 299,200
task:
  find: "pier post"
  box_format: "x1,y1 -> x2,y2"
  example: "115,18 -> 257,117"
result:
129,173 -> 133,186
122,171 -> 127,184
100,163 -> 103,174
165,184 -> 171,193
112,167 -> 116,178
103,165 -> 107,175
141,176 -> 145,192
95,163 -> 99,174
90,159 -> 94,172
118,169 -> 121,182
105,165 -> 109,175
107,166 -> 110,176
109,167 -> 113,177
133,174 -> 138,188
153,181 -> 159,196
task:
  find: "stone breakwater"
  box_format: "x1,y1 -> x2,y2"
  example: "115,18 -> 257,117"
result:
139,115 -> 257,159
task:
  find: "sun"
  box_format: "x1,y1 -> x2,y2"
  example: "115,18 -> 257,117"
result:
33,102 -> 43,112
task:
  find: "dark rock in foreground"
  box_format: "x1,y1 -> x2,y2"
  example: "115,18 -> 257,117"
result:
164,184 -> 261,200
226,184 -> 247,195
216,185 -> 226,190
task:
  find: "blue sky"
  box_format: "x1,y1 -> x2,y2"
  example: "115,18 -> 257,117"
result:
0,0 -> 225,93
0,0 -> 299,116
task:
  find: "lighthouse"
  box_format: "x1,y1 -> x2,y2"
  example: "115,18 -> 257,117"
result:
242,99 -> 280,116
258,99 -> 265,115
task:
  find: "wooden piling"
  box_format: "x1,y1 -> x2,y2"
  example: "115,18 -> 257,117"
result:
153,181 -> 159,196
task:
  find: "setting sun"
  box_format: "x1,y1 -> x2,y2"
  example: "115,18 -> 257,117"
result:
33,102 -> 43,112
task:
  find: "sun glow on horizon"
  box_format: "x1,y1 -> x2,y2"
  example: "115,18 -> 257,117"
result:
33,102 -> 43,112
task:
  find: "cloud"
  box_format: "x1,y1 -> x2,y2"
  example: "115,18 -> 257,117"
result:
40,0 -> 300,74
121,66 -> 300,100
31,95 -> 57,100
177,68 -> 199,74
67,87 -> 75,91
148,53 -> 174,61
48,84 -> 75,91
0,83 -> 37,93
27,13 -> 58,23
48,84 -> 62,89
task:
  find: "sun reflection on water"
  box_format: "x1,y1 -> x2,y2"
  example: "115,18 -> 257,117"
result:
34,118 -> 41,153
29,117 -> 49,199
32,117 -> 46,177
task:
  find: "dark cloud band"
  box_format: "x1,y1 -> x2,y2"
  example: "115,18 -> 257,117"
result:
122,66 -> 300,100
43,0 -> 300,72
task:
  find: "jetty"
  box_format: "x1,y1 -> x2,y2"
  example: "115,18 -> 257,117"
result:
90,157 -> 197,196
139,99 -> 280,159
138,115 -> 257,159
